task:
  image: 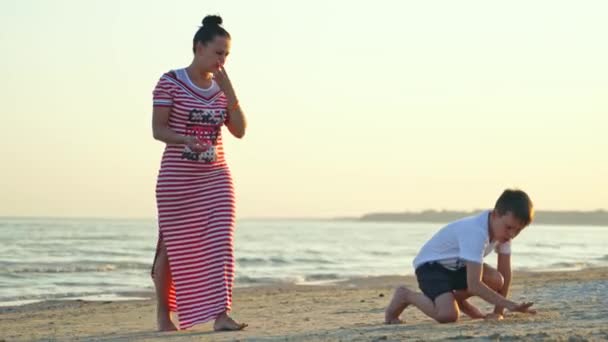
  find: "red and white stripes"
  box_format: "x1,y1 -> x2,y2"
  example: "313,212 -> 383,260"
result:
152,70 -> 236,329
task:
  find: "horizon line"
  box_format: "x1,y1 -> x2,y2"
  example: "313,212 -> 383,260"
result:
1,208 -> 607,221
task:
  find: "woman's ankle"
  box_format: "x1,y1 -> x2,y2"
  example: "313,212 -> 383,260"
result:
157,307 -> 171,318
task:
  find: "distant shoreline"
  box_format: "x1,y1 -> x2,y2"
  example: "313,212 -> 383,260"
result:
355,210 -> 608,226
1,210 -> 608,226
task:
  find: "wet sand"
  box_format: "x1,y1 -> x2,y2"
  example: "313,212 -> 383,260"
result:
1,268 -> 607,341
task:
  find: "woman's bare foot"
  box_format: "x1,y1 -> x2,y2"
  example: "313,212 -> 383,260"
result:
385,286 -> 410,324
213,312 -> 248,331
157,316 -> 178,332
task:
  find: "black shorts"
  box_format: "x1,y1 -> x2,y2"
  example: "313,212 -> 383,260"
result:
415,262 -> 468,301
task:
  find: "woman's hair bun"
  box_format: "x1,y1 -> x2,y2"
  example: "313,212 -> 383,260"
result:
202,15 -> 223,27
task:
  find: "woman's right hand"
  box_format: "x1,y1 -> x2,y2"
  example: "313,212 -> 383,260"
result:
184,136 -> 210,152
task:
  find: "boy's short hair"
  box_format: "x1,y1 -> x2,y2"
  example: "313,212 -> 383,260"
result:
494,189 -> 534,226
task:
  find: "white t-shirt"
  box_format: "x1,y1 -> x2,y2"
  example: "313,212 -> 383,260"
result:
412,210 -> 511,270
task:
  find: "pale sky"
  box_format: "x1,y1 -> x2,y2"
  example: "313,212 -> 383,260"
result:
1,0 -> 606,218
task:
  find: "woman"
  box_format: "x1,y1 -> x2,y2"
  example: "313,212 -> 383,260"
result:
151,15 -> 247,332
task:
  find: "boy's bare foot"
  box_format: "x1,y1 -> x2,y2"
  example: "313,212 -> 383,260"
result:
384,286 -> 410,324
157,316 -> 178,332
213,312 -> 248,331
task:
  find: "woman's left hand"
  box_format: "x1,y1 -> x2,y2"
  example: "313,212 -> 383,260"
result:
213,67 -> 234,94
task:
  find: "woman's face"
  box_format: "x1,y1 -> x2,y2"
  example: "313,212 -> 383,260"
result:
195,36 -> 231,72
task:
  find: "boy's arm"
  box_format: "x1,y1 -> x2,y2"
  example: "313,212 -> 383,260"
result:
457,299 -> 486,319
466,262 -> 532,312
494,253 -> 512,315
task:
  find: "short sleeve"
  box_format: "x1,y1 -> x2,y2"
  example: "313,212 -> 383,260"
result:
495,241 -> 511,255
152,73 -> 174,107
458,233 -> 487,264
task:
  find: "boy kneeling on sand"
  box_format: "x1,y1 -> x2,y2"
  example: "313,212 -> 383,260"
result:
385,189 -> 537,324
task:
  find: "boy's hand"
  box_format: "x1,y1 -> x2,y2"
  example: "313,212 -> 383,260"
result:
484,313 -> 504,321
506,301 -> 536,313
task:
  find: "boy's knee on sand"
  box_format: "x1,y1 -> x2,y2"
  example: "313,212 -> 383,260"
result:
396,286 -> 409,300
434,293 -> 460,323
483,270 -> 504,291
492,272 -> 505,290
436,312 -> 459,323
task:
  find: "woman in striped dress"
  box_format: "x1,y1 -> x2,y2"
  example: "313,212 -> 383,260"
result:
151,15 -> 247,332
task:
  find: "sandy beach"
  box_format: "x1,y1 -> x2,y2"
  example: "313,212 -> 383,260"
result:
1,268 -> 607,341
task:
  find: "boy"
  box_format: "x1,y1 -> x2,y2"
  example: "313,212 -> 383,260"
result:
385,189 -> 536,324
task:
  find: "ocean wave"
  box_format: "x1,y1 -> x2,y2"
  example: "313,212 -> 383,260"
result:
531,243 -> 562,249
0,290 -> 107,303
236,257 -> 267,265
270,257 -> 289,264
369,251 -> 392,256
293,257 -> 336,264
516,261 -> 599,273
530,261 -> 595,271
303,249 -> 322,255
0,261 -> 150,274
236,275 -> 305,285
60,235 -> 125,241
0,289 -> 152,305
70,249 -> 144,257
546,261 -> 594,270
52,281 -> 116,287
236,257 -> 335,266
305,273 -> 342,281
236,257 -> 286,266
235,273 -> 343,286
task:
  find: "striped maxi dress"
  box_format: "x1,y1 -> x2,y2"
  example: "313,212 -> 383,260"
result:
151,68 -> 236,329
